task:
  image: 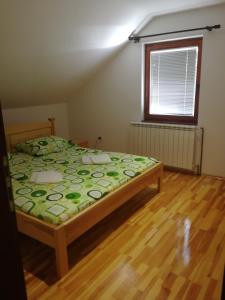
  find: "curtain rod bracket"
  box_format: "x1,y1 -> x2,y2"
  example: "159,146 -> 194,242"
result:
128,24 -> 221,42
206,24 -> 221,31
128,35 -> 140,43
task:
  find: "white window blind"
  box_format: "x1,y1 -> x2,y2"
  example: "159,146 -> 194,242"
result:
150,46 -> 198,116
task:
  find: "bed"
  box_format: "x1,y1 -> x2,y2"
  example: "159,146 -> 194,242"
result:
6,118 -> 163,278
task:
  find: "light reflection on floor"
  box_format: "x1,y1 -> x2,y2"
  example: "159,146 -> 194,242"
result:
177,217 -> 191,266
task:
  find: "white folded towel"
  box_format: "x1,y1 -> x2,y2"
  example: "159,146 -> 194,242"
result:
30,170 -> 63,184
82,154 -> 112,165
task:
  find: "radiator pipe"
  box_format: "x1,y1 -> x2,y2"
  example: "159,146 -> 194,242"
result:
199,127 -> 204,176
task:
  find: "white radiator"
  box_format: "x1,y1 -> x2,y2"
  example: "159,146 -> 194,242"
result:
129,122 -> 203,174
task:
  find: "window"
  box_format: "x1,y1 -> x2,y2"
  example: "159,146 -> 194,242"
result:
144,38 -> 202,125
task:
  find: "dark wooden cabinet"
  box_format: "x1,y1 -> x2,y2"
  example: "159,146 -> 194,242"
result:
0,103 -> 27,300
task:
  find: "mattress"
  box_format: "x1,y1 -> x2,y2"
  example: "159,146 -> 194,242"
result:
9,146 -> 157,225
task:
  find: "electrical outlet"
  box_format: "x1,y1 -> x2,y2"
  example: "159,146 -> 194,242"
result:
95,137 -> 103,148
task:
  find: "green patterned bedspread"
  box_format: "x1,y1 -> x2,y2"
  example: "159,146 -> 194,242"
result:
9,146 -> 157,225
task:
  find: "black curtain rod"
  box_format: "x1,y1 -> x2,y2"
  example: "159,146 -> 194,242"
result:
128,24 -> 221,43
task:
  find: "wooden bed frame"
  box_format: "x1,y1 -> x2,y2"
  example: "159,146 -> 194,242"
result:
6,118 -> 163,278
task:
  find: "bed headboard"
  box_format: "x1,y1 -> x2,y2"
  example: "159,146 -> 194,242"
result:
5,118 -> 55,152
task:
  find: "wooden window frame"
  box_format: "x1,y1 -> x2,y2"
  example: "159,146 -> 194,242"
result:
144,37 -> 202,125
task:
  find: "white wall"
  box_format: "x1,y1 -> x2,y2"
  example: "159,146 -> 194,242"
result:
68,4 -> 225,177
3,103 -> 69,139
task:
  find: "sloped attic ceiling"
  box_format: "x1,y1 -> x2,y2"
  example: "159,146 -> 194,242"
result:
0,0 -> 224,108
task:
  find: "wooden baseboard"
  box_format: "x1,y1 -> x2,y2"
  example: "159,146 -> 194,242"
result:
163,165 -> 196,175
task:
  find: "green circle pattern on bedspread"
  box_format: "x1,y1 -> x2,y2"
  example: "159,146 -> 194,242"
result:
9,146 -> 157,225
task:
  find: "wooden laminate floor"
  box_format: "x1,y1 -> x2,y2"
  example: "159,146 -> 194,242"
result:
20,171 -> 225,300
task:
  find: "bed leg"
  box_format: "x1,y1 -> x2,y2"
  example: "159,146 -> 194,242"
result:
158,175 -> 162,192
158,177 -> 162,193
54,228 -> 68,278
